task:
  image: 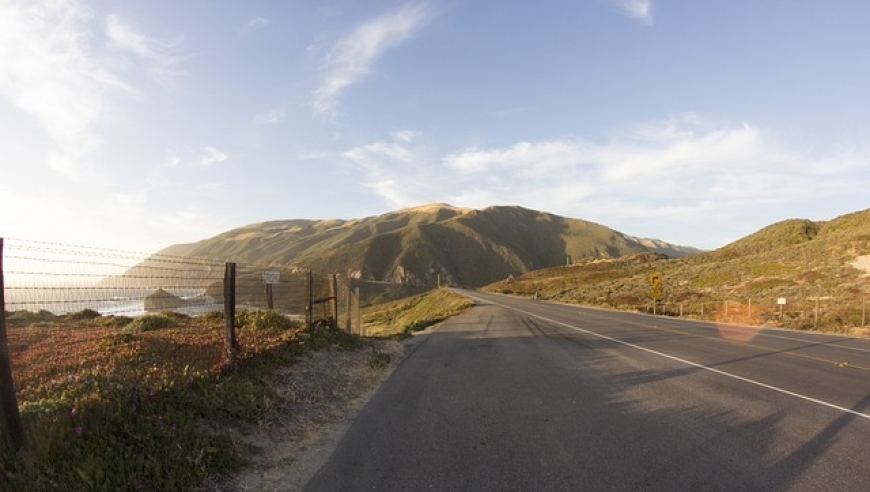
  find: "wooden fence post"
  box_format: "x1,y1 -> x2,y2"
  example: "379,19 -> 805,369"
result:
224,262 -> 237,358
355,287 -> 362,336
329,274 -> 339,329
0,238 -> 27,451
863,294 -> 866,328
306,270 -> 313,328
346,282 -> 353,333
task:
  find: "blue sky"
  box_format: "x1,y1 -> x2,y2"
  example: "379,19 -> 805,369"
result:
1,0 -> 868,253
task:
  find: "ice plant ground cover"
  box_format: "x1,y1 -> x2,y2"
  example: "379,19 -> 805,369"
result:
0,309 -> 359,491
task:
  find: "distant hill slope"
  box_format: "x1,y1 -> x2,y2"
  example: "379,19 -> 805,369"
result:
485,208 -> 870,333
146,204 -> 699,288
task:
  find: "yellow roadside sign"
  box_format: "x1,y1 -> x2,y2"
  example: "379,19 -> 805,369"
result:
648,272 -> 662,299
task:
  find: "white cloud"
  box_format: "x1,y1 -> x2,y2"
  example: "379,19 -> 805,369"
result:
340,116 -> 868,248
105,14 -> 186,88
196,146 -> 229,166
343,138 -> 425,208
345,141 -> 416,164
163,155 -> 181,168
0,0 -> 127,180
444,140 -> 585,177
437,115 -> 868,247
255,108 -> 284,125
616,0 -> 653,24
242,16 -> 271,32
312,3 -> 431,116
392,129 -> 421,143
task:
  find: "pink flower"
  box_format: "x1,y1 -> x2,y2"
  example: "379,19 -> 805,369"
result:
71,408 -> 77,416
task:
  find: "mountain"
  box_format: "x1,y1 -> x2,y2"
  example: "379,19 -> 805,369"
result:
484,208 -> 870,333
146,204 -> 699,288
627,236 -> 704,257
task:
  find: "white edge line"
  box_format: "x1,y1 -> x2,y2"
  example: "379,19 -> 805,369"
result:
472,294 -> 870,421
535,294 -> 870,355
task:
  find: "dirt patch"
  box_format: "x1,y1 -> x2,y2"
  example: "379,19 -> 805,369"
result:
852,255 -> 870,277
207,338 -> 405,491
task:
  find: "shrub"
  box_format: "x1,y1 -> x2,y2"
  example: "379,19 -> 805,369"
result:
6,309 -> 58,327
125,314 -> 175,333
235,309 -> 300,330
199,311 -> 225,323
66,308 -> 102,321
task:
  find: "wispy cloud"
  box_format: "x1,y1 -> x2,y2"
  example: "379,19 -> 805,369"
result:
342,115 -> 868,248
616,0 -> 653,24
255,108 -> 284,125
392,129 -> 421,143
242,16 -> 271,33
163,154 -> 181,168
312,3 -> 431,116
0,0 -> 128,180
438,114 -> 868,246
196,147 -> 229,166
344,136 -> 426,208
105,14 -> 186,88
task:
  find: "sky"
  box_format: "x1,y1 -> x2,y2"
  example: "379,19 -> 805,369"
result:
1,0 -> 869,253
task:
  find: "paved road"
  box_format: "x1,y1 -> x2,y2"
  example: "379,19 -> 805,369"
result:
304,290 -> 870,491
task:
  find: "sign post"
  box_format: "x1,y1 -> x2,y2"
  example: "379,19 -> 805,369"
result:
648,272 -> 662,315
263,270 -> 280,310
777,297 -> 786,319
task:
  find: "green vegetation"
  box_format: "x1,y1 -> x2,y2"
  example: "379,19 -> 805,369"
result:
1,310 -> 365,491
234,309 -> 301,330
124,313 -> 176,332
362,287 -> 474,337
484,209 -> 870,334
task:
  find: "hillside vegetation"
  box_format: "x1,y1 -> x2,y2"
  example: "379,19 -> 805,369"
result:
362,287 -> 475,337
485,209 -> 870,334
136,204 -> 700,289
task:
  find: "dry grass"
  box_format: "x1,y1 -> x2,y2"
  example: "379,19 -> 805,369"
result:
220,340 -> 403,491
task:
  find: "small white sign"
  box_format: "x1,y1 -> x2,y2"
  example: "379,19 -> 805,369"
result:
263,270 -> 280,285
777,297 -> 787,305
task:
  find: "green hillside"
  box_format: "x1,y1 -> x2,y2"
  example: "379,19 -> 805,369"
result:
485,209 -> 870,333
142,204 -> 695,288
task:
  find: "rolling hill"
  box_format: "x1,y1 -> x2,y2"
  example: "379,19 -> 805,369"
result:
146,204 -> 701,288
485,208 -> 870,333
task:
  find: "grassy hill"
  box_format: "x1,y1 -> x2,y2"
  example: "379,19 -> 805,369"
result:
484,209 -> 870,333
139,204 -> 698,289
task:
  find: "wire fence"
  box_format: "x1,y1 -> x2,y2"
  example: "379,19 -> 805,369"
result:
0,237 -> 429,450
0,237 -> 368,328
634,296 -> 869,332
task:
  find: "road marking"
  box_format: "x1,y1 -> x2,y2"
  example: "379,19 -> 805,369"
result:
470,293 -> 870,422
573,304 -> 870,355
576,311 -> 870,372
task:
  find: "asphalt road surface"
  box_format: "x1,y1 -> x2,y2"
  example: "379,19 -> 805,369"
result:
304,290 -> 870,491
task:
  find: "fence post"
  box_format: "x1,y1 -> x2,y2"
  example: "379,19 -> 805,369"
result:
224,262 -> 237,358
355,287 -> 362,336
346,282 -> 353,333
306,270 -> 313,328
0,238 -> 27,451
329,274 -> 338,328
863,294 -> 866,328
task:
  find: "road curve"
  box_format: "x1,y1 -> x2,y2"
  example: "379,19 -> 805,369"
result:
304,290 -> 870,491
